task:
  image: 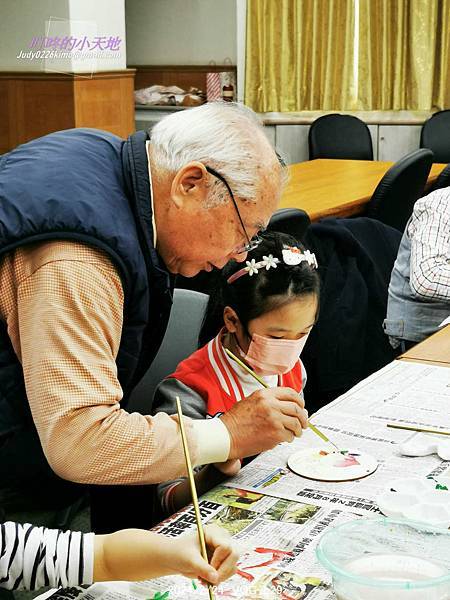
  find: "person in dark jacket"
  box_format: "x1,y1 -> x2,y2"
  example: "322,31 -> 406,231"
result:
0,102 -> 307,531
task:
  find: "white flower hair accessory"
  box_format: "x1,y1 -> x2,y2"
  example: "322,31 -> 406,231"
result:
227,254 -> 280,283
245,258 -> 260,276
227,246 -> 317,284
262,254 -> 279,270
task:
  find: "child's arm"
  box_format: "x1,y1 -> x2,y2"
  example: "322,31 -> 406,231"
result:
153,378 -> 241,514
164,461 -> 239,514
0,521 -> 237,591
153,378 -> 207,424
94,524 -> 238,585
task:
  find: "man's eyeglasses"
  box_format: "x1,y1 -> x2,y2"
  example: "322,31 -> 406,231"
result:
205,166 -> 262,254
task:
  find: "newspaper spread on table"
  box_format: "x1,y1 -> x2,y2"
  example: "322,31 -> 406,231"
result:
42,360 -> 450,600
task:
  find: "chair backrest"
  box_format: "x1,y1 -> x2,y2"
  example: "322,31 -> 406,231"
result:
429,163 -> 450,193
308,113 -> 373,160
267,207 -> 311,242
367,149 -> 434,232
420,110 -> 450,163
127,288 -> 209,413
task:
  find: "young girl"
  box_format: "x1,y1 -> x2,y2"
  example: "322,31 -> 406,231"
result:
153,231 -> 320,515
0,520 -> 236,591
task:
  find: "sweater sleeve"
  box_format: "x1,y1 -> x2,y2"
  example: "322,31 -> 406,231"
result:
153,378 -> 209,421
0,522 -> 94,591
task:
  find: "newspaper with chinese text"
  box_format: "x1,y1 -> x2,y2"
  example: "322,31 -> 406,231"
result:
41,361 -> 450,599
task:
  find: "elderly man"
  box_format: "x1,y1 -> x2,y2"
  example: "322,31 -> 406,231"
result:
0,102 -> 307,531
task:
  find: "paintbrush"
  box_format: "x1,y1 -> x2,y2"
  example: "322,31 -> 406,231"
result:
224,347 -> 340,452
176,396 -> 215,600
387,423 -> 450,437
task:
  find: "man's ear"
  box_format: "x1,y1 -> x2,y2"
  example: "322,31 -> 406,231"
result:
170,161 -> 208,208
223,306 -> 240,333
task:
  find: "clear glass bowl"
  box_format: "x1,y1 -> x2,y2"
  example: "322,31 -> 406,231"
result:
316,517 -> 450,599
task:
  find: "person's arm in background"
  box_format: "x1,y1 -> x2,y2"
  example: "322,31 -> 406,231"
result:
409,191 -> 450,301
0,521 -> 237,590
153,379 -> 240,514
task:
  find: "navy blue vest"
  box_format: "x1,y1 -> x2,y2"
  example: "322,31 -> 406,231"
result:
0,128 -> 173,434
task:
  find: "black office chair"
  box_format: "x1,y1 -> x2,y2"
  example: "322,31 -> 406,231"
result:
420,110 -> 450,163
367,149 -> 434,232
308,114 -> 373,160
429,163 -> 450,193
267,207 -> 311,242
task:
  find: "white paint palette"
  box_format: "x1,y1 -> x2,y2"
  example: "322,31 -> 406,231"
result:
287,447 -> 378,482
377,477 -> 450,528
399,432 -> 450,461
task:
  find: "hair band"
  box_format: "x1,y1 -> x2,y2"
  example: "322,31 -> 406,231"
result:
227,246 -> 318,284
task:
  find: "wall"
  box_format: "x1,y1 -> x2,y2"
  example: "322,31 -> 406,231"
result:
0,0 -> 68,71
125,0 -> 236,65
68,0 -> 126,71
0,0 -> 126,72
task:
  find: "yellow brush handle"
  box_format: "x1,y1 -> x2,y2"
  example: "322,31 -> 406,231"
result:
387,423 -> 450,436
308,422 -> 329,442
176,397 -> 215,600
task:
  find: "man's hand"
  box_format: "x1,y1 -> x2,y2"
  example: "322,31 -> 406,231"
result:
220,387 -> 308,459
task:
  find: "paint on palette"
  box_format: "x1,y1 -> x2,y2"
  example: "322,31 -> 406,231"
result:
318,449 -> 362,468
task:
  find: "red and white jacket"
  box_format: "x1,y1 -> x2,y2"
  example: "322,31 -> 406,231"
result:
154,330 -> 304,419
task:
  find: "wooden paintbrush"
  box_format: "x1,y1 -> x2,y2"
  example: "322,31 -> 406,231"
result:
224,347 -> 340,452
387,423 -> 450,436
176,396 -> 215,600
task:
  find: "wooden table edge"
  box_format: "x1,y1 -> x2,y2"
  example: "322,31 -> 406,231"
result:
397,356 -> 450,368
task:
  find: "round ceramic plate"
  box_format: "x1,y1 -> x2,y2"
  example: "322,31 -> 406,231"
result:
287,447 -> 378,482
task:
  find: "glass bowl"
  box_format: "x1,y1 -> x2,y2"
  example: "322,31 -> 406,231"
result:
316,517 -> 450,599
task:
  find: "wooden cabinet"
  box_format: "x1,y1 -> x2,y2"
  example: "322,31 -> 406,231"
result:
0,70 -> 136,154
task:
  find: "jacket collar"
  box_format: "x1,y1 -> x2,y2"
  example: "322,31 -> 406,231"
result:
122,130 -> 172,284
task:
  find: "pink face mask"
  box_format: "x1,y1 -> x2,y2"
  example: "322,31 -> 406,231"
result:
238,332 -> 310,376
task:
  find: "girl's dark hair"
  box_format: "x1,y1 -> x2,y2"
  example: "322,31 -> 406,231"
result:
199,231 -> 320,346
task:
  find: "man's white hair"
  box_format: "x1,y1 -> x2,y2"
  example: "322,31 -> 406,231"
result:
150,101 -> 283,205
